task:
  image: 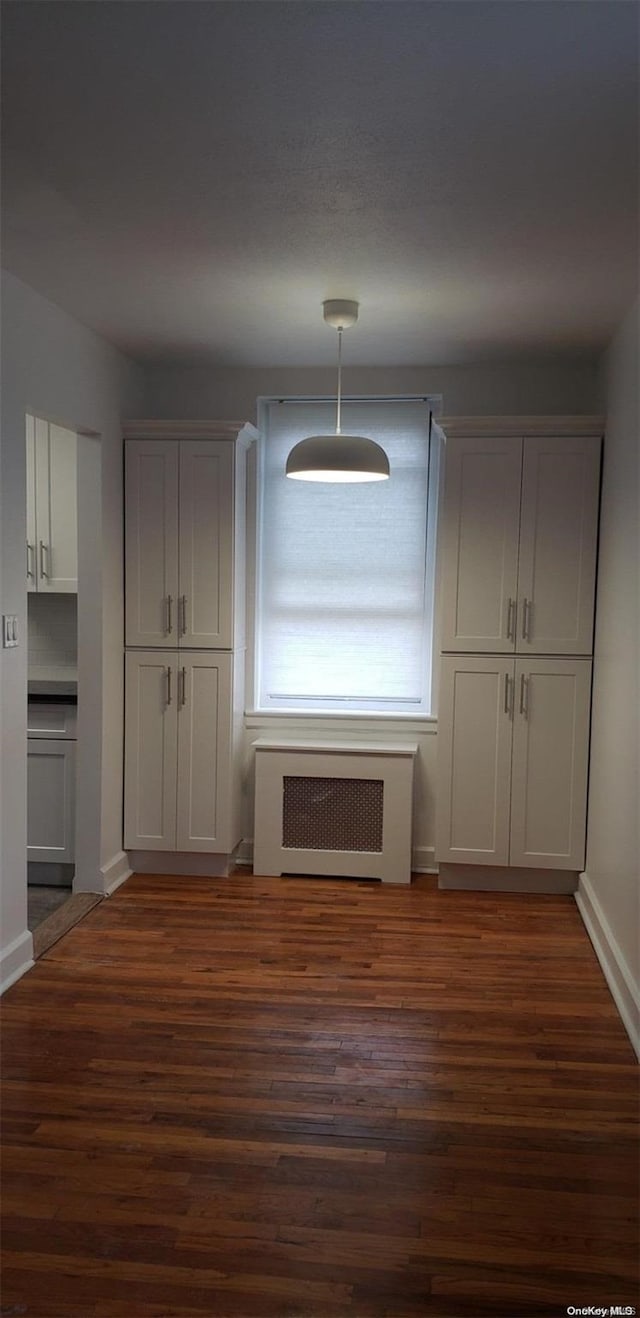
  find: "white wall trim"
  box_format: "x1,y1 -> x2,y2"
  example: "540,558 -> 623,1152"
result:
576,873 -> 640,1060
439,863 -> 578,894
234,838 -> 436,876
123,419 -> 259,444
1,929 -> 35,995
245,712 -> 437,732
412,846 -> 437,874
440,414 -> 605,438
126,851 -> 236,877
102,850 -> 133,896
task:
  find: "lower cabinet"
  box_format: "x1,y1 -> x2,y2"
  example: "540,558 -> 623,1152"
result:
27,737 -> 76,863
436,655 -> 592,871
124,650 -> 236,853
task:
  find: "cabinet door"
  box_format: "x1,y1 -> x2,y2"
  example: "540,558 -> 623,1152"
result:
510,658 -> 592,870
124,651 -> 178,850
517,436 -> 601,655
27,739 -> 76,863
436,656 -> 514,865
35,420 -> 78,592
440,436 -> 522,652
176,652 -> 233,851
178,442 -> 234,648
125,442 -> 180,647
26,415 -> 37,592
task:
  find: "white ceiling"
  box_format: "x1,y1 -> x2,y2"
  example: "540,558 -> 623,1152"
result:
1,1 -> 637,367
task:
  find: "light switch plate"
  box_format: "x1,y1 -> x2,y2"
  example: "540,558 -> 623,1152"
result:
3,614 -> 18,647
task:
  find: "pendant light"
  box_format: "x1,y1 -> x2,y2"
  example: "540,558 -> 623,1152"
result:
285,300 -> 390,482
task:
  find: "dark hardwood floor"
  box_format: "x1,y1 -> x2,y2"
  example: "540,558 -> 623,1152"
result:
1,872 -> 638,1317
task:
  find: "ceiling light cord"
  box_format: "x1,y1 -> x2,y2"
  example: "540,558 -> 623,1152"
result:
336,327 -> 343,435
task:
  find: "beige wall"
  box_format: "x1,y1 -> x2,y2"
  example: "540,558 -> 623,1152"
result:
0,271 -> 143,989
579,299 -> 639,1053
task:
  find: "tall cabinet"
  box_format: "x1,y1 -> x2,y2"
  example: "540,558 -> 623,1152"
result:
435,418 -> 602,891
123,421 -> 257,874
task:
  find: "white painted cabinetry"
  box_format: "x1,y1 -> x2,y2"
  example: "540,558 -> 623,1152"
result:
26,415 -> 78,593
124,650 -> 235,853
440,432 -> 601,655
436,657 -> 514,866
27,739 -> 76,864
436,417 -> 602,889
439,437 -> 522,653
125,437 -> 240,649
124,441 -> 179,647
123,421 -> 257,873
509,657 -> 592,870
436,655 -> 592,871
27,700 -> 77,875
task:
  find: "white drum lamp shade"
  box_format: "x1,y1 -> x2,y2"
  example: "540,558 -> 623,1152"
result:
285,300 -> 390,483
285,433 -> 390,482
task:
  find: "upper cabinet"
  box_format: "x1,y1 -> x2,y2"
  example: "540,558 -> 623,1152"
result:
439,429 -> 601,655
26,415 -> 78,593
124,423 -> 256,649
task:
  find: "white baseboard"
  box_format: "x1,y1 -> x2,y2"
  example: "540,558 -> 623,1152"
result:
576,873 -> 640,1060
233,840 -> 437,876
102,850 -> 133,896
412,845 -> 437,874
235,838 -> 253,867
1,929 -> 35,995
438,863 -> 578,893
126,850 -> 237,877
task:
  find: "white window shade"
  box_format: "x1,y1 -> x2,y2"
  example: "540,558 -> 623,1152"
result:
257,399 -> 439,714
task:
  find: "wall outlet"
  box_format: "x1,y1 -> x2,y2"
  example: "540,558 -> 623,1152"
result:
3,614 -> 18,647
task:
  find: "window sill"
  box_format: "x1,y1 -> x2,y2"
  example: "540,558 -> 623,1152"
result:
245,709 -> 438,732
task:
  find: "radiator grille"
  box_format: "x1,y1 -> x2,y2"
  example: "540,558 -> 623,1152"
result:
282,776 -> 384,852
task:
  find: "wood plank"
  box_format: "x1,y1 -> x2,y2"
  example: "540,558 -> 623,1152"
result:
1,871 -> 638,1316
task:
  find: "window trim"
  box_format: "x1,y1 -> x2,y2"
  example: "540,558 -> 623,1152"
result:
249,395 -> 443,718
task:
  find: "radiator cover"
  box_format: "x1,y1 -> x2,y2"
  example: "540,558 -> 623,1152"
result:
252,738 -> 417,885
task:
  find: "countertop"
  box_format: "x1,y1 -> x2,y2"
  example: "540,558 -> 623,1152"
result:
28,666 -> 78,698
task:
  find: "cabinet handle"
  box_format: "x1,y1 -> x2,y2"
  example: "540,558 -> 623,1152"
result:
180,595 -> 187,636
522,597 -> 531,641
504,672 -> 512,716
26,541 -> 35,579
519,673 -> 529,718
166,594 -> 173,634
39,540 -> 49,578
507,597 -> 516,641
166,666 -> 172,706
180,666 -> 187,706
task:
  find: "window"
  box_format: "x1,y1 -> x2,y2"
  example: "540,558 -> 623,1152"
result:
256,398 -> 441,715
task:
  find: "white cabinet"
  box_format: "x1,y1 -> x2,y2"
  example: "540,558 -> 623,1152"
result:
516,436 -> 601,656
123,421 -> 257,867
26,415 -> 78,593
125,437 -> 244,649
440,432 -> 601,655
124,441 -> 179,647
124,650 -> 236,854
436,655 -> 592,871
440,437 -> 522,653
436,418 -> 602,886
123,652 -> 178,850
27,738 -> 76,863
509,657 -> 592,870
436,657 -> 514,866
